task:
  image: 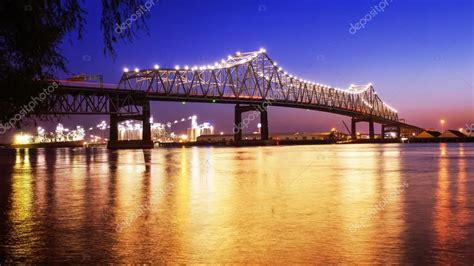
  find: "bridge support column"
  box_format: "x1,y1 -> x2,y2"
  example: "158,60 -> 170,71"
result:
369,120 -> 375,140
234,105 -> 243,142
109,114 -> 118,142
381,125 -> 386,140
142,100 -> 152,142
233,104 -> 270,142
351,118 -> 357,140
109,99 -> 119,142
107,99 -> 154,149
260,108 -> 269,141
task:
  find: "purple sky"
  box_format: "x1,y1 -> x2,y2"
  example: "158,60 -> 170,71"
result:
2,0 -> 473,142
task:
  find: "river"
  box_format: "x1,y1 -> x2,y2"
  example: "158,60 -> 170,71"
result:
0,143 -> 473,263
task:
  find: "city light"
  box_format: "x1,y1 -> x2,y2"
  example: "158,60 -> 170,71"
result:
14,133 -> 32,144
440,119 -> 445,132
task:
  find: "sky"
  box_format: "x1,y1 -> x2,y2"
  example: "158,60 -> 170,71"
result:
3,0 -> 474,141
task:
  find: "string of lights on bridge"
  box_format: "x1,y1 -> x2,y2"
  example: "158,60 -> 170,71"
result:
122,48 -> 398,113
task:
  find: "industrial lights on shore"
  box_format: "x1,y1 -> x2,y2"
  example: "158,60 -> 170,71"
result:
14,133 -> 32,145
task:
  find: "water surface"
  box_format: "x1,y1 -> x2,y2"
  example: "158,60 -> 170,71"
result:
0,143 -> 473,263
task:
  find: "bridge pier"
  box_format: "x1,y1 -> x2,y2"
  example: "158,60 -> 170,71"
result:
107,100 -> 154,149
260,108 -> 269,141
234,104 -> 269,142
351,118 -> 357,140
381,125 -> 386,139
369,119 -> 375,140
142,100 -> 152,142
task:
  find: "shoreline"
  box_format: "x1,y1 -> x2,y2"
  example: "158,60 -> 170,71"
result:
2,137 -> 473,149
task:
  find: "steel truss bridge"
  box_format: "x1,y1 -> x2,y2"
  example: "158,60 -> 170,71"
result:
43,49 -> 423,148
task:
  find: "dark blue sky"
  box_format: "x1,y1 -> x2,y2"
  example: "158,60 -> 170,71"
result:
6,0 -> 474,140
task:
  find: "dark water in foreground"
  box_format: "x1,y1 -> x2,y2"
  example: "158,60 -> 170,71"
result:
0,143 -> 473,264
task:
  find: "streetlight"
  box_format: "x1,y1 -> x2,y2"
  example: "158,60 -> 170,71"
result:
440,120 -> 445,132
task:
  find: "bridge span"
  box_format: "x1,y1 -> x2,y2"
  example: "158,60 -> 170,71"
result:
44,49 -> 423,148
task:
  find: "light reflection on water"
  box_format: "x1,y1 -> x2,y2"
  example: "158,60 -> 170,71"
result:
0,143 -> 473,264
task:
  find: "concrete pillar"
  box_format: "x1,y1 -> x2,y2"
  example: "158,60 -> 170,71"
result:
260,108 -> 269,141
369,120 -> 375,140
351,118 -> 357,140
142,100 -> 151,142
234,105 -> 242,142
109,99 -> 118,142
381,125 -> 386,139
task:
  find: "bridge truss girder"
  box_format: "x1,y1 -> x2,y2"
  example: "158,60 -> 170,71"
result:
40,88 -> 143,115
118,51 -> 399,122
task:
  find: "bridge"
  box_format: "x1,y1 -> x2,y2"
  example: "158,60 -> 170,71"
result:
44,49 -> 423,148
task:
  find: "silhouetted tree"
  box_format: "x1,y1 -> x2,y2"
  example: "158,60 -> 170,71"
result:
0,0 -> 151,129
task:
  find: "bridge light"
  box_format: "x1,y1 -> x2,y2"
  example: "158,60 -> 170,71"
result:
259,48 -> 266,53
228,55 -> 232,60
184,65 -> 189,70
236,51 -> 241,56
154,64 -> 160,69
175,65 -> 180,70
134,68 -> 139,73
273,62 -> 278,66
278,67 -> 282,71
221,59 -> 226,64
123,67 -> 129,72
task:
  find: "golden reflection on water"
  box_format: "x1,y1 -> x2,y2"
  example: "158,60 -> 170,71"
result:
10,150 -> 34,258
1,144 -> 473,263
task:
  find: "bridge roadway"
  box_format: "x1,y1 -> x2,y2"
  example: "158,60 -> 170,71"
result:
43,50 -> 423,148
